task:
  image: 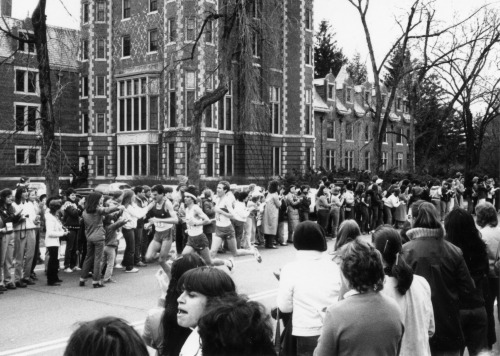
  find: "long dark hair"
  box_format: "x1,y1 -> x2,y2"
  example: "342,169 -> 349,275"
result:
15,187 -> 27,205
177,267 -> 236,298
0,189 -> 13,208
85,192 -> 103,214
161,254 -> 206,356
445,208 -> 487,273
372,225 -> 414,295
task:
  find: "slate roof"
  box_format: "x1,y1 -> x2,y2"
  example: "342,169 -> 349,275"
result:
0,17 -> 79,70
313,87 -> 331,113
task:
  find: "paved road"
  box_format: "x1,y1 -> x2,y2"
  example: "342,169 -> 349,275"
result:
1,235 -> 499,356
0,239 -> 313,356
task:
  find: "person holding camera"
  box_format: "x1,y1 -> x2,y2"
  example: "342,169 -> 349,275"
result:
45,198 -> 69,286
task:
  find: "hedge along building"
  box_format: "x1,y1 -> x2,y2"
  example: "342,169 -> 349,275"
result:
314,67 -> 412,173
79,0 -> 315,186
0,2 -> 82,187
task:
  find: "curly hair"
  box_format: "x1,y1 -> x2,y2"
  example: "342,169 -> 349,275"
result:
198,295 -> 276,356
64,317 -> 148,356
475,202 -> 498,228
341,240 -> 385,293
267,180 -> 280,194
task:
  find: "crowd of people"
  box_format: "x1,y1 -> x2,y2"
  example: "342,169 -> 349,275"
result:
2,173 -> 500,356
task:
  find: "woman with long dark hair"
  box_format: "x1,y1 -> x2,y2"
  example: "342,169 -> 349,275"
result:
403,201 -> 475,355
120,189 -> 154,273
142,253 -> 206,356
373,225 -> 434,356
262,180 -> 281,249
79,192 -> 123,288
445,208 -> 489,355
0,189 -> 22,291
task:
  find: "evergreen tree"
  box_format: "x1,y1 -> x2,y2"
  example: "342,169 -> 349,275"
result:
314,21 -> 347,78
384,45 -> 412,89
346,52 -> 367,85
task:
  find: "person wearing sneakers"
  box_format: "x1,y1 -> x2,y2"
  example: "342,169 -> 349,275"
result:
181,186 -> 233,270
210,181 -> 262,264
145,185 -> 179,279
44,198 -> 68,286
79,192 -> 124,288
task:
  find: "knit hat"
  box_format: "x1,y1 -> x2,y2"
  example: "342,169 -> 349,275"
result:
293,221 -> 327,252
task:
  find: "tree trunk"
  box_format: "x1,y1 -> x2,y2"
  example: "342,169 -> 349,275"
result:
32,0 -> 59,197
464,107 -> 476,177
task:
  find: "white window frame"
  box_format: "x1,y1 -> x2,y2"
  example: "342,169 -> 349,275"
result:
149,0 -> 158,13
219,144 -> 234,176
96,155 -> 106,177
96,1 -> 106,22
96,38 -> 106,60
96,113 -> 106,133
81,76 -> 89,98
383,126 -> 388,144
122,35 -> 131,58
221,81 -> 233,131
118,144 -> 151,177
117,77 -> 150,132
305,8 -> 313,31
252,31 -> 261,58
185,17 -> 196,42
122,0 -> 131,20
396,127 -> 403,145
81,39 -> 89,61
346,87 -> 352,103
82,3 -> 89,24
148,29 -> 158,53
15,146 -> 41,166
206,143 -> 215,177
167,18 -> 176,44
270,86 -> 281,134
168,72 -> 177,127
185,71 -> 196,126
305,89 -> 312,135
272,147 -> 282,176
364,151 -> 370,170
382,152 -> 388,171
345,122 -> 354,141
396,97 -> 402,111
306,147 -> 314,169
82,113 -> 89,134
326,149 -> 335,171
96,76 -> 106,97
14,67 -> 39,95
364,91 -> 370,106
14,102 -> 40,133
305,44 -> 312,65
397,152 -> 403,170
364,124 -> 370,142
345,150 -> 354,171
328,84 -> 334,100
205,19 -> 214,44
327,119 -> 335,140
17,30 -> 35,53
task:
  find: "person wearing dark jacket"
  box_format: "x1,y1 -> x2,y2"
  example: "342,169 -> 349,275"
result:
403,201 -> 475,356
62,189 -> 83,273
444,209 -> 489,355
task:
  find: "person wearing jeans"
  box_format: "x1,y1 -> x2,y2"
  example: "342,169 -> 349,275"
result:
121,190 -> 154,272
44,198 -> 68,286
133,186 -> 147,266
80,192 -> 123,288
61,189 -> 82,273
102,207 -> 127,283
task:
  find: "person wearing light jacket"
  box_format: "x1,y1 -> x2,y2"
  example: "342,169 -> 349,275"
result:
45,198 -> 68,286
277,221 -> 342,356
383,188 -> 401,226
121,189 -> 155,273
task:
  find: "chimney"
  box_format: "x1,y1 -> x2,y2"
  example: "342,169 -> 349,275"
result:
0,0 -> 12,18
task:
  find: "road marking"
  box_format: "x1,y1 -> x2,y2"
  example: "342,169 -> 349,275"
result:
0,289 -> 278,356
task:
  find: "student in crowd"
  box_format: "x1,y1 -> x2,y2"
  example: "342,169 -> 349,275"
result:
334,219 -> 361,251
298,185 -> 311,223
445,209 -> 489,354
133,186 -> 149,267
0,189 -> 18,292
315,185 -> 330,233
198,294 -> 276,356
79,192 -> 123,288
121,189 -> 155,273
285,185 -> 301,243
475,202 -> 500,347
64,317 -> 149,356
142,253 -> 206,356
314,239 -> 404,356
373,225 -> 435,356
403,201 -> 475,356
176,267 -> 237,355
44,198 -> 68,286
61,188 -> 82,273
329,186 -> 344,239
262,180 -> 281,249
277,221 -> 341,356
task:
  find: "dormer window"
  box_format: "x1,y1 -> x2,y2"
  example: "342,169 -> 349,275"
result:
18,31 -> 35,53
364,91 -> 370,106
328,84 -> 334,100
381,94 -> 387,109
346,87 -> 352,103
396,97 -> 402,111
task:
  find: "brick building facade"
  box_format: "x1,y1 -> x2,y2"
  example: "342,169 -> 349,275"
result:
313,67 -> 411,172
79,0 -> 316,185
0,5 -> 82,186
